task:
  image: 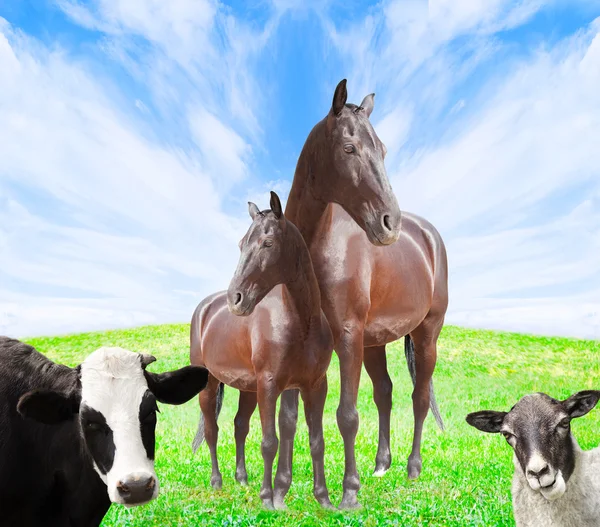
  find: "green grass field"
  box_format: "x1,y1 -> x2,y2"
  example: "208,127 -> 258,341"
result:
26,324 -> 600,526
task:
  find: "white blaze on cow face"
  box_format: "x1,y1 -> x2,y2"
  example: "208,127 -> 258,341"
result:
80,347 -> 159,506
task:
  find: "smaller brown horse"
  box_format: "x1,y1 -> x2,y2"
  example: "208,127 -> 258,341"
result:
190,192 -> 334,510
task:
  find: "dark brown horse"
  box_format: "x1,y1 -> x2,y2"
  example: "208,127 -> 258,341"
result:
230,80 -> 448,509
189,192 -> 334,510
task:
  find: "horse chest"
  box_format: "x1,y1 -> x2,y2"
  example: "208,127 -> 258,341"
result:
311,226 -> 431,345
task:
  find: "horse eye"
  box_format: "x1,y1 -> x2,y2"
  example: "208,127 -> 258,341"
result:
263,239 -> 273,248
344,144 -> 355,154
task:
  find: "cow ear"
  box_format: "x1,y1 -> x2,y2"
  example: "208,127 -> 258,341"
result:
17,389 -> 81,424
140,354 -> 157,369
144,366 -> 209,405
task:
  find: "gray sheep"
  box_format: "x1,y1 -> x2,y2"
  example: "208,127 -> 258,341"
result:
467,391 -> 600,527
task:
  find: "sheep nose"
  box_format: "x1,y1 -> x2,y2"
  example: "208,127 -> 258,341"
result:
527,464 -> 550,479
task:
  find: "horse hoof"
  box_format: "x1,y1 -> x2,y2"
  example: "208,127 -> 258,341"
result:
338,499 -> 362,511
273,498 -> 288,511
373,464 -> 389,477
338,493 -> 362,510
211,476 -> 223,490
262,498 -> 275,510
235,474 -> 248,486
319,499 -> 335,510
407,457 -> 422,480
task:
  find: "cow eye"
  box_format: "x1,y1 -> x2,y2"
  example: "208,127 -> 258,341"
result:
86,421 -> 107,434
344,144 -> 355,154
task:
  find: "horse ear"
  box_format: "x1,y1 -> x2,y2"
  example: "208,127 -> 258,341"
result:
360,93 -> 375,118
248,202 -> 260,220
270,191 -> 283,219
332,79 -> 347,116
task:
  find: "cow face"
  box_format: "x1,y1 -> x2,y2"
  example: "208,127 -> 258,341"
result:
17,347 -> 208,506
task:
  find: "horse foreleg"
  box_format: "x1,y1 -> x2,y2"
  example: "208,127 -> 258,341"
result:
273,389 -> 300,509
257,375 -> 280,509
336,326 -> 364,509
234,390 -> 257,485
363,345 -> 393,476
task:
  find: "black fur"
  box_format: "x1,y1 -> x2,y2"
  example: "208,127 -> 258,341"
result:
80,406 -> 116,475
0,337 -> 109,527
139,391 -> 158,460
144,366 -> 209,405
0,337 -> 209,526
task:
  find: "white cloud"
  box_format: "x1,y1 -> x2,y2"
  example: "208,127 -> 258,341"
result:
3,2 -> 600,341
0,20 -> 250,337
325,4 -> 600,339
188,108 -> 251,187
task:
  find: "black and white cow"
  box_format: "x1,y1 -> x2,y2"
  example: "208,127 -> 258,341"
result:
0,336 -> 209,527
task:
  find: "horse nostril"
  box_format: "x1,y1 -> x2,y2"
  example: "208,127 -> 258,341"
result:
235,293 -> 242,306
382,214 -> 392,231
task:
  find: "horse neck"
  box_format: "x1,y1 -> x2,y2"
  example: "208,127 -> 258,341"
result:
285,120 -> 331,247
282,227 -> 323,335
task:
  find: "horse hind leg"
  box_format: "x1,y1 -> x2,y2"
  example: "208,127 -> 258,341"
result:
363,346 -> 393,476
301,377 -> 333,509
406,315 -> 443,480
234,390 -> 257,485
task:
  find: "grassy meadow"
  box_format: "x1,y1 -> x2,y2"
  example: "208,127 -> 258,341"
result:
25,324 -> 600,526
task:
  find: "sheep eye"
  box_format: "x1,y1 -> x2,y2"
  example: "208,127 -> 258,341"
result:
502,431 -> 515,442
558,419 -> 570,429
343,144 -> 355,154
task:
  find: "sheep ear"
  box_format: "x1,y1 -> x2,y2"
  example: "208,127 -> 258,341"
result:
466,411 -> 506,433
563,390 -> 600,418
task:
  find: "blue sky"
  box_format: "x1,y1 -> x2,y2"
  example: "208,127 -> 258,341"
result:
1,0 -> 599,339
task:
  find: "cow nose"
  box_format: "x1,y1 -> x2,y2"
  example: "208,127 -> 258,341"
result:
117,474 -> 156,504
527,464 -> 550,479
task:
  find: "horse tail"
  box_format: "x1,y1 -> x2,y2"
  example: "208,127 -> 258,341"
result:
404,334 -> 445,431
192,382 -> 225,453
